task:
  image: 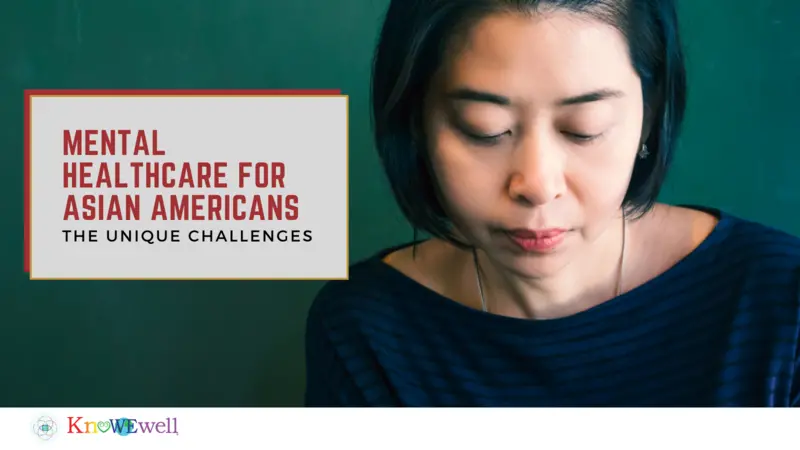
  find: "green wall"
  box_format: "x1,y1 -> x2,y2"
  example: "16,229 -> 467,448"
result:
1,1 -> 798,406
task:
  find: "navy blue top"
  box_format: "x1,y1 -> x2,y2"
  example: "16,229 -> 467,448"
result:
304,208 -> 800,406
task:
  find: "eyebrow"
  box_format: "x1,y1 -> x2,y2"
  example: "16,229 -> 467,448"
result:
446,88 -> 511,105
446,87 -> 624,106
558,88 -> 624,106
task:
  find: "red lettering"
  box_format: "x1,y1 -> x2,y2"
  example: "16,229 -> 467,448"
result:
214,162 -> 227,188
197,163 -> 211,188
233,195 -> 246,220
65,162 -> 131,188
96,163 -> 111,188
63,130 -> 160,156
147,194 -> 298,220
64,195 -> 139,220
254,163 -> 269,188
63,162 -> 75,188
68,417 -> 83,434
118,129 -> 131,155
170,194 -> 188,220
162,162 -> 176,188
113,163 -> 128,188
84,130 -> 98,155
128,162 -> 228,188
208,195 -> 222,220
285,194 -> 299,220
62,162 -> 94,188
237,162 -> 287,188
179,163 -> 194,188
63,130 -> 81,155
250,196 -> 264,220
267,195 -> 282,219
192,195 -> 203,219
80,163 -> 92,187
152,130 -> 165,155
250,162 -> 287,188
130,161 -> 143,187
144,162 -> 159,187
151,196 -> 166,220
134,130 -> 149,155
271,162 -> 285,188
238,162 -> 251,188
101,130 -> 115,155
128,129 -> 166,155
64,195 -> 79,220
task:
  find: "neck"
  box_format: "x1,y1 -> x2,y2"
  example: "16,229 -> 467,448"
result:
474,216 -> 626,320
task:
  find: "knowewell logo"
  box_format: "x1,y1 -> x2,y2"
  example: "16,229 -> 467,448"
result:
67,416 -> 179,436
33,416 -> 58,440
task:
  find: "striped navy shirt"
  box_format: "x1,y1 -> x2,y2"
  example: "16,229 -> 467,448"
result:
304,209 -> 800,406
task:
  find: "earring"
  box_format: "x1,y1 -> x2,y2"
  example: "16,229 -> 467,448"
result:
638,144 -> 649,159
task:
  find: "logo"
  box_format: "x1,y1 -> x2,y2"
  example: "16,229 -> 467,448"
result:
33,416 -> 57,440
66,416 -> 179,436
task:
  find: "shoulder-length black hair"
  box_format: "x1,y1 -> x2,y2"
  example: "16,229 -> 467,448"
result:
371,0 -> 687,247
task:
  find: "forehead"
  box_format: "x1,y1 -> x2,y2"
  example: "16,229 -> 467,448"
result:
440,11 -> 638,101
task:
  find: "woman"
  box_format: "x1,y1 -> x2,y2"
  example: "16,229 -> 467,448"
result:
305,0 -> 800,406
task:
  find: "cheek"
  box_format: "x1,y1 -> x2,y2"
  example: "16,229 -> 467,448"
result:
430,131 -> 502,224
567,133 -> 640,222
571,150 -> 633,204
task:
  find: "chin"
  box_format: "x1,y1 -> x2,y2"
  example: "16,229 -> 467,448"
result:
487,245 -> 574,279
511,256 -> 572,279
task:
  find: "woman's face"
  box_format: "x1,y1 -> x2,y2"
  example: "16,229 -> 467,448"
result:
425,11 -> 645,278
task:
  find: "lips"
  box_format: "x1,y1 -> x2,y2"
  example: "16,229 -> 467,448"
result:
503,228 -> 568,252
506,228 -> 566,239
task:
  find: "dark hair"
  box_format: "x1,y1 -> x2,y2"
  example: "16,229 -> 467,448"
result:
371,0 -> 687,247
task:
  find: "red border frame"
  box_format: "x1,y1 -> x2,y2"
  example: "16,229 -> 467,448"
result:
23,89 -> 342,274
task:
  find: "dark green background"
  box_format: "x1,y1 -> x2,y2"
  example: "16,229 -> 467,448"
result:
1,1 -> 798,406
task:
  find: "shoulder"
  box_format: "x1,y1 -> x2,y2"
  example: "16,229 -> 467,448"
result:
306,243 -> 420,333
696,207 -> 800,301
651,204 -> 800,269
713,209 -> 800,267
631,204 -> 800,324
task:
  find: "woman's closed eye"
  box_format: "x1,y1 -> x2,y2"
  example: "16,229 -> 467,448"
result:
458,126 -> 602,147
562,130 -> 602,143
449,107 -> 514,146
558,114 -> 610,144
460,127 -> 511,146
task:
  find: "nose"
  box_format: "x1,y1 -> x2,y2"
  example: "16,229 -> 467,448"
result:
507,134 -> 566,206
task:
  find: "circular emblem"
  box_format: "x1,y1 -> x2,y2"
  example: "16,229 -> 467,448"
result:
33,416 -> 57,440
